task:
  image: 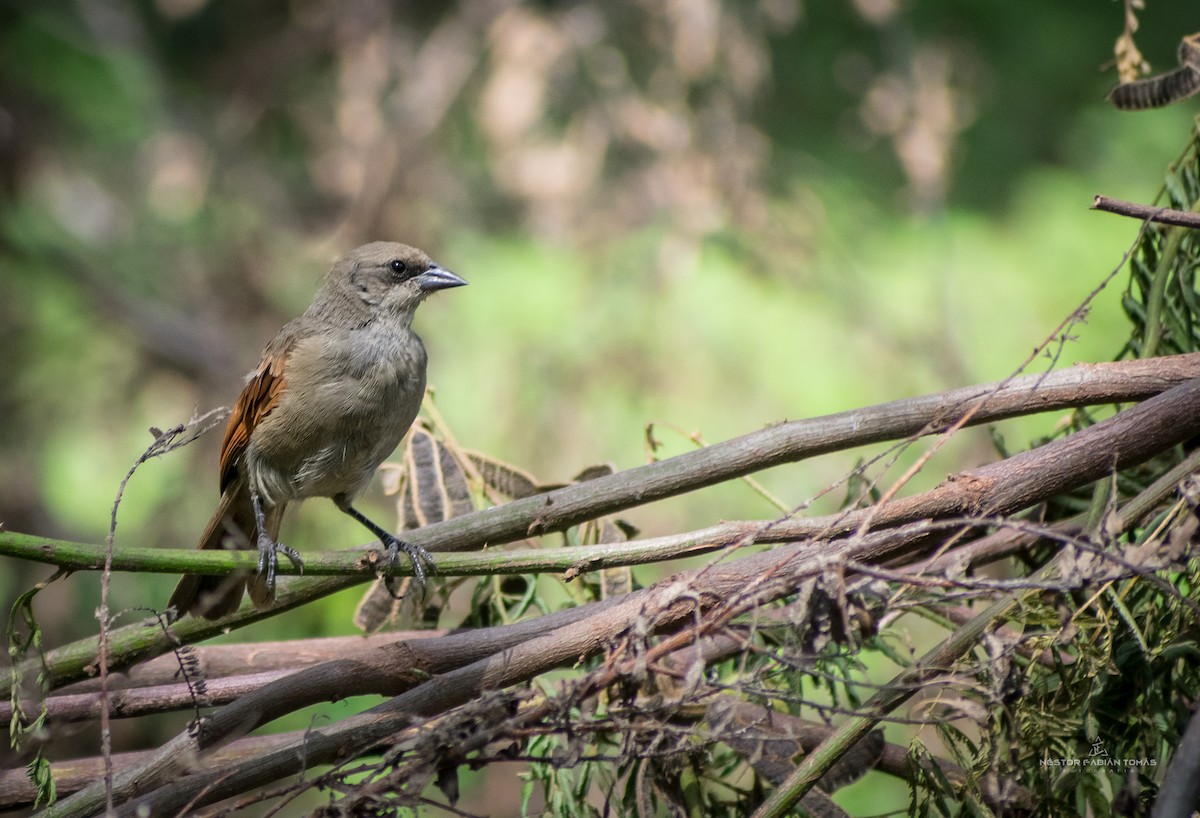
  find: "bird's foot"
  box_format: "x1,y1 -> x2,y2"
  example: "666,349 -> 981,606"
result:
376,534 -> 435,591
256,534 -> 304,595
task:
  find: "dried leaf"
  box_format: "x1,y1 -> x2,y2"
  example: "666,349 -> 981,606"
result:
398,478 -> 420,532
1110,32 -> 1200,109
353,577 -> 405,633
1109,65 -> 1200,110
439,440 -> 473,517
378,462 -> 405,497
1114,0 -> 1149,83
434,765 -> 460,805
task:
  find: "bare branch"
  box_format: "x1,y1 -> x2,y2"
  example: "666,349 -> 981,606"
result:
1092,194 -> 1200,229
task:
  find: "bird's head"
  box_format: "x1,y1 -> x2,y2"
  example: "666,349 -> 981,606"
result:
329,241 -> 467,323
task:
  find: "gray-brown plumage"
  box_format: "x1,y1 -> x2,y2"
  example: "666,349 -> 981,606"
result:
169,242 -> 467,619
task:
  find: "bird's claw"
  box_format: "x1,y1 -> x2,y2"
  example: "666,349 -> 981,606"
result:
256,534 -> 304,594
377,534 -> 435,591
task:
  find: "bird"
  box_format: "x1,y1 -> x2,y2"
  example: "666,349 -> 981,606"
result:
169,241 -> 467,619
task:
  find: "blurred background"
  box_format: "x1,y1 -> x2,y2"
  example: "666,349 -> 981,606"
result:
0,0 -> 1196,811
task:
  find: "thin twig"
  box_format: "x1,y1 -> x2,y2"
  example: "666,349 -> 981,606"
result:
98,409 -> 227,812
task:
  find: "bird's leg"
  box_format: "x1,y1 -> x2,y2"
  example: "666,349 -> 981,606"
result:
337,501 -> 434,588
250,486 -> 303,594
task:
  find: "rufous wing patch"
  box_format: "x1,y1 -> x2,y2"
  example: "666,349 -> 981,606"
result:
218,336 -> 294,492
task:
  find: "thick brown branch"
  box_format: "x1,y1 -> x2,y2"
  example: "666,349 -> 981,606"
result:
414,354 -> 1200,552
842,372 -> 1200,528
1,670 -> 296,726
0,734 -> 294,809
58,632 -> 444,693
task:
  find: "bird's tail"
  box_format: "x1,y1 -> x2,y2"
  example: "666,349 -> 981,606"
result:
168,486 -> 283,620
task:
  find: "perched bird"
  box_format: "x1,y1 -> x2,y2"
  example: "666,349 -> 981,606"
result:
169,242 -> 466,619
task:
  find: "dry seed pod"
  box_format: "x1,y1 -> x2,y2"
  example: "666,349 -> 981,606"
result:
1109,32 -> 1200,110
597,519 -> 633,599
467,450 -> 542,499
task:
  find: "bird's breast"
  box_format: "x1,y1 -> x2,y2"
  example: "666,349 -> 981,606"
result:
246,326 -> 428,503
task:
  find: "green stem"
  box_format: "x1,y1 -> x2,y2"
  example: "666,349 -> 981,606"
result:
1142,220 -> 1187,359
1142,188 -> 1200,358
0,530 -> 723,577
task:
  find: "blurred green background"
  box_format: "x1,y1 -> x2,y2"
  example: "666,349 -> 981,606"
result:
1,0 -> 1197,811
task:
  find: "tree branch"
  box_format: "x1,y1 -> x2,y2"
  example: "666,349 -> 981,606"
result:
0,529 -> 731,576
1093,194 -> 1200,229
59,633 -> 445,692
411,353 -> 1200,551
0,734 -> 295,810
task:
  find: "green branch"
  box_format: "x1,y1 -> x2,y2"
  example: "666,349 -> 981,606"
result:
0,528 -> 725,577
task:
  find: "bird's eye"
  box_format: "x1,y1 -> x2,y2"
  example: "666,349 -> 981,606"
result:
389,259 -> 408,277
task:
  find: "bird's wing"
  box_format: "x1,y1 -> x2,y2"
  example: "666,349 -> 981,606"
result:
218,331 -> 297,492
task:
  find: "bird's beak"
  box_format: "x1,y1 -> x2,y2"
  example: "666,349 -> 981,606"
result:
417,264 -> 468,292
